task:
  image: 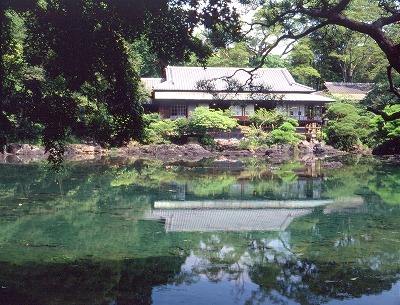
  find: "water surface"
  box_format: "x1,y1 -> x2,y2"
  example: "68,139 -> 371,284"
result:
0,157 -> 399,304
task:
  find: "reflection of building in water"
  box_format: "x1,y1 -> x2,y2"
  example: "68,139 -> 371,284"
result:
148,208 -> 311,232
147,199 -> 333,232
284,179 -> 321,199
165,182 -> 186,201
160,178 -> 324,201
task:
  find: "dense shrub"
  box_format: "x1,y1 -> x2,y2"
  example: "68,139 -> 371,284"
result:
369,105 -> 400,142
249,108 -> 285,130
189,107 -> 238,134
141,107 -> 238,144
142,113 -> 175,144
241,117 -> 304,148
265,119 -> 304,145
325,102 -> 375,151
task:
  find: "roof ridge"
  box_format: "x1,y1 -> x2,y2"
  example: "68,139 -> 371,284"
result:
325,81 -> 375,86
281,68 -> 294,85
166,66 -> 285,70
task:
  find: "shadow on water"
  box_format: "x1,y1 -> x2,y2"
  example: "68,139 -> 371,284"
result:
0,256 -> 185,305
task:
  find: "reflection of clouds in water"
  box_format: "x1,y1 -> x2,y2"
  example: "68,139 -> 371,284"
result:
267,231 -> 292,254
359,253 -> 400,271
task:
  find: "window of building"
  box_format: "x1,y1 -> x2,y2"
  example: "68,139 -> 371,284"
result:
170,103 -> 187,119
306,105 -> 322,117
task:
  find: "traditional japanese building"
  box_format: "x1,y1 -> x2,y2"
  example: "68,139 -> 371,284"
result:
324,82 -> 375,101
142,66 -> 335,126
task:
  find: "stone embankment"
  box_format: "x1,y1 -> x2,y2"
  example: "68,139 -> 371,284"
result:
1,140 -> 345,164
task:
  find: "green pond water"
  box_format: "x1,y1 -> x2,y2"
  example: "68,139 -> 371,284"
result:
0,156 -> 399,305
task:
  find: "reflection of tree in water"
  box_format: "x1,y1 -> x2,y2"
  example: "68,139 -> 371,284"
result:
245,253 -> 399,305
244,214 -> 400,304
175,226 -> 400,305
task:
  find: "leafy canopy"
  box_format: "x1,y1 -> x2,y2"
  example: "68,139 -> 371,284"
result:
0,0 -> 242,164
240,0 -> 400,120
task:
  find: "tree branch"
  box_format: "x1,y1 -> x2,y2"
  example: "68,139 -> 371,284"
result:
373,13 -> 400,28
387,65 -> 400,98
257,21 -> 329,67
367,107 -> 400,122
365,66 -> 400,122
378,0 -> 400,15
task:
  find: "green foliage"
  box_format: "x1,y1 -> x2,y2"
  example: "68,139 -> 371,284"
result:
325,102 -> 375,150
243,115 -> 303,147
362,79 -> 400,111
288,41 -> 320,88
308,25 -> 387,83
189,107 -> 238,134
142,113 -> 175,144
238,128 -> 269,149
1,0 -> 242,162
369,105 -> 400,142
129,36 -> 161,77
173,117 -> 193,135
259,54 -> 288,68
206,42 -> 252,67
142,107 -> 238,144
265,119 -> 303,146
249,0 -> 398,83
249,108 -> 285,130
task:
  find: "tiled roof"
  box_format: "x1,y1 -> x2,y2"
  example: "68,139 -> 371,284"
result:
153,66 -> 314,93
324,82 -> 375,94
141,78 -> 165,91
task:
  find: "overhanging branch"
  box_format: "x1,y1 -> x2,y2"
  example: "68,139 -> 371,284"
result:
367,107 -> 400,122
387,66 -> 400,98
257,21 -> 329,68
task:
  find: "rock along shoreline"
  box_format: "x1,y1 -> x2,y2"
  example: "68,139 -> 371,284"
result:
1,140 -> 347,165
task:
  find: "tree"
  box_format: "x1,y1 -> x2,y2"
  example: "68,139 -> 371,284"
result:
266,118 -> 304,145
307,25 -> 387,83
249,108 -> 285,130
325,102 -> 375,150
241,0 -> 400,120
205,42 -> 252,67
141,107 -> 238,145
0,0 -> 242,163
288,40 -> 321,88
189,106 -> 238,133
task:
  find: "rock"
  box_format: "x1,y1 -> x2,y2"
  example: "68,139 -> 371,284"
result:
1,140 -> 346,164
310,142 -> 345,157
264,144 -> 296,163
321,161 -> 343,169
214,138 -> 241,151
6,143 -> 46,156
135,143 -> 215,161
65,144 -> 107,155
298,140 -> 314,154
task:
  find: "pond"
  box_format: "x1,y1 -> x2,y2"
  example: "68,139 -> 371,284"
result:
0,156 -> 399,305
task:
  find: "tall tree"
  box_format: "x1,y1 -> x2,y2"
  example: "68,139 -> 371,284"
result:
308,25 -> 387,83
288,40 -> 320,88
1,0 -> 242,162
